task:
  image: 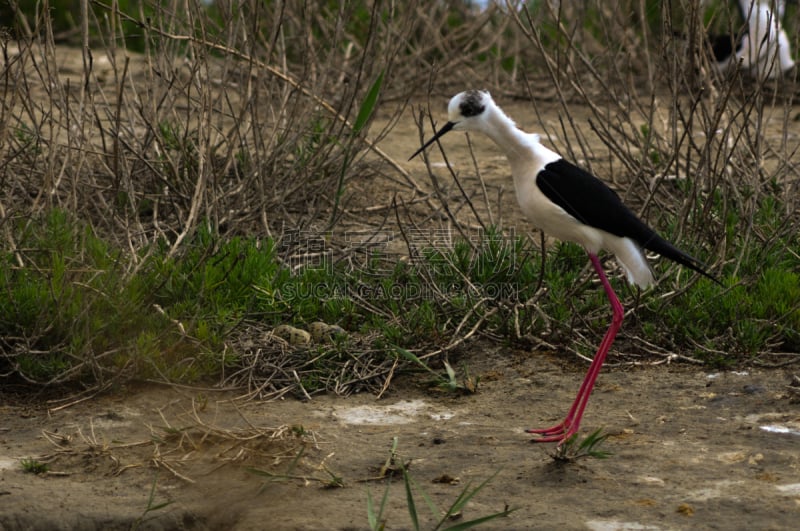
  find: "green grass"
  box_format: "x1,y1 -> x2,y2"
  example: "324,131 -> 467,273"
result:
366,438 -> 515,530
3,0 -> 795,393
131,472 -> 174,531
1,211 -> 177,382
551,428 -> 613,462
0,204 -> 797,388
636,208 -> 800,361
20,457 -> 48,475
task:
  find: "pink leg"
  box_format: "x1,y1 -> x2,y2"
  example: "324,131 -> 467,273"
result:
527,253 -> 624,444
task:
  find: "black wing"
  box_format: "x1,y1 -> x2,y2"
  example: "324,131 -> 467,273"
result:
536,159 -> 719,284
536,159 -> 653,241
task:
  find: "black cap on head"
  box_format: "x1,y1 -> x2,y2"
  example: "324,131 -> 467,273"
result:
459,90 -> 486,118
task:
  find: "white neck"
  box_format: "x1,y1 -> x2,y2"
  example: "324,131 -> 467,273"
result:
480,105 -> 560,179
481,106 -> 527,156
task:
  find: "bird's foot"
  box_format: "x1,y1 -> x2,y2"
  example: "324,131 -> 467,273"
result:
526,421 -> 577,444
525,422 -> 568,436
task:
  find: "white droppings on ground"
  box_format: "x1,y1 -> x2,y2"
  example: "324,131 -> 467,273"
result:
739,413 -> 800,436
706,371 -> 749,379
634,476 -> 666,487
760,424 -> 800,436
327,399 -> 454,426
776,483 -> 800,496
585,519 -> 662,531
686,480 -> 745,501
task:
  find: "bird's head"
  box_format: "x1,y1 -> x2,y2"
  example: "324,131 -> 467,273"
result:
409,90 -> 493,160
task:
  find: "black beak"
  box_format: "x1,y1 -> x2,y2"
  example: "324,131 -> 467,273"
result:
408,121 -> 456,161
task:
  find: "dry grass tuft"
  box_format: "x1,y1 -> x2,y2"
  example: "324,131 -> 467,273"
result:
37,398 -> 323,484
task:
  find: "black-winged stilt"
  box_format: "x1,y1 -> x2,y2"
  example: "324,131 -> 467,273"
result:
709,0 -> 795,78
410,90 -> 719,444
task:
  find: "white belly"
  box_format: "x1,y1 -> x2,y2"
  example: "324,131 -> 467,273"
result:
514,174 -> 605,253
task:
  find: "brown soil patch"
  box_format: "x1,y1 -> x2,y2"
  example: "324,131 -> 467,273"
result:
2,344 -> 799,530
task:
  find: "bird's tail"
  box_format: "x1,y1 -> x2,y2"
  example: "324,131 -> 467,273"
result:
607,237 -> 655,289
641,234 -> 721,286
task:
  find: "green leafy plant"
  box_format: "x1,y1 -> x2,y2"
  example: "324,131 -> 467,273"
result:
331,69 -> 385,225
131,472 -> 175,531
401,467 -> 514,531
394,347 -> 479,394
366,439 -> 514,531
20,458 -> 48,475
551,428 -> 613,462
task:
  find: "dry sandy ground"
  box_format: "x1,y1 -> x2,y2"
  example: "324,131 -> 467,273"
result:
2,343 -> 800,530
